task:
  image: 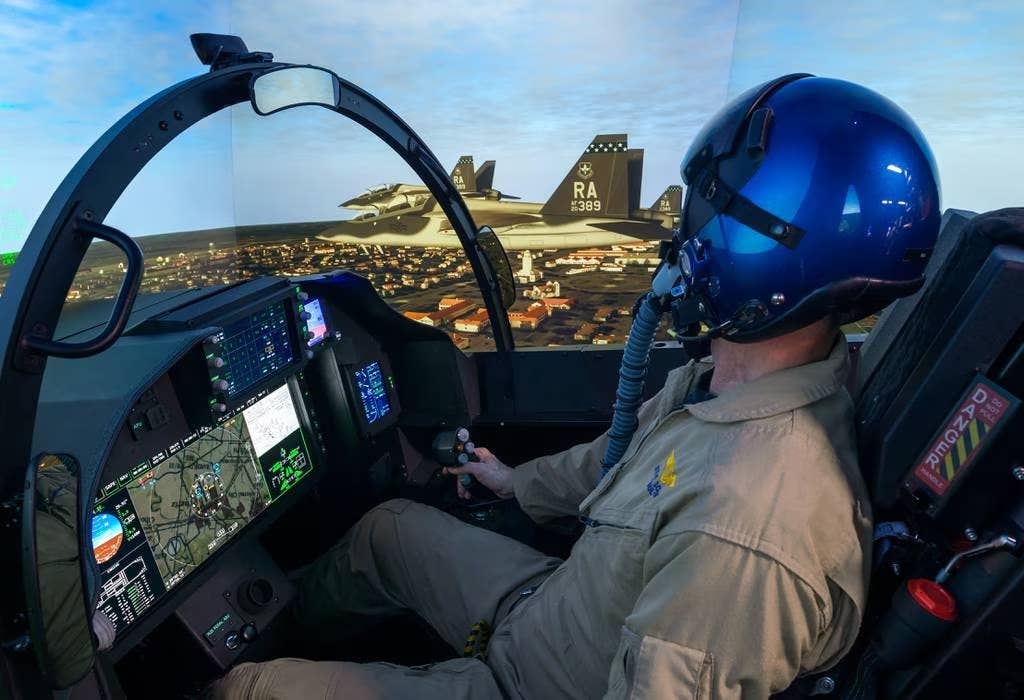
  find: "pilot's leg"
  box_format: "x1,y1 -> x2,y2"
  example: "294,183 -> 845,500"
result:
291,497 -> 561,649
213,656 -> 502,699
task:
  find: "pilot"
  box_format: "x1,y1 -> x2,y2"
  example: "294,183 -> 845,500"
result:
213,76 -> 941,699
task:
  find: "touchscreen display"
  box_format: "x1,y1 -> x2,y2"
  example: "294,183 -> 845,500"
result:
354,361 -> 391,424
92,383 -> 314,637
304,298 -> 328,347
209,301 -> 295,398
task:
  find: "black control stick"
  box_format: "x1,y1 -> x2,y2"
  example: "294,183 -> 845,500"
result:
432,427 -> 478,488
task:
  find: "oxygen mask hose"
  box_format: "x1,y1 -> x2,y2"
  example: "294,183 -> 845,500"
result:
598,291 -> 666,482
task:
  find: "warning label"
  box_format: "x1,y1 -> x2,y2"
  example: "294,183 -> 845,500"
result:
912,378 -> 1017,496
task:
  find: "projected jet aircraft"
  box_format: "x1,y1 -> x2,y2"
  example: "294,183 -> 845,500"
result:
318,134 -> 681,250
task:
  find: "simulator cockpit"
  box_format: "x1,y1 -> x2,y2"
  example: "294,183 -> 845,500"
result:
1,32 -> 1024,700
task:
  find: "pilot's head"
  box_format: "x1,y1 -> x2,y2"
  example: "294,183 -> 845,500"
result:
660,75 -> 941,343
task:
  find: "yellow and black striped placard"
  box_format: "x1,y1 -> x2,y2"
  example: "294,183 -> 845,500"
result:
908,375 -> 1019,510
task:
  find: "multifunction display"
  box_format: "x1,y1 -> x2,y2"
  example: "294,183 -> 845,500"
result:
354,361 -> 391,424
92,383 -> 314,638
207,301 -> 295,398
304,298 -> 328,347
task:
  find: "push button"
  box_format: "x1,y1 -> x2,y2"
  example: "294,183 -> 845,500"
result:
144,404 -> 171,430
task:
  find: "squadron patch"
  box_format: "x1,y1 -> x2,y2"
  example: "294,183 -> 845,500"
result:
646,450 -> 677,497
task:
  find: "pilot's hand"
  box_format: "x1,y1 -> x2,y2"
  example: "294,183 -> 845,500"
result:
443,447 -> 515,500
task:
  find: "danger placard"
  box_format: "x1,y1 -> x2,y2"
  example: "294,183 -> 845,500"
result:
912,377 -> 1018,496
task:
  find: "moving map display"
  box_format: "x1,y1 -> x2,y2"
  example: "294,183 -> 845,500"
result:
92,383 -> 314,637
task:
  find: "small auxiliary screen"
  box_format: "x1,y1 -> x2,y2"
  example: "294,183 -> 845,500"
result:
354,361 -> 391,425
304,298 -> 328,347
209,301 -> 295,398
92,383 -> 314,638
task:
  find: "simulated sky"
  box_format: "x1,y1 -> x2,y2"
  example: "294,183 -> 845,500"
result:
0,0 -> 1021,252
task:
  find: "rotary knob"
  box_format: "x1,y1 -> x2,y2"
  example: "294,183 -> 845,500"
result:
212,379 -> 229,392
208,356 -> 225,369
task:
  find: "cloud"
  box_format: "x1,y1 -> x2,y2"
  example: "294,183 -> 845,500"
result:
0,0 -> 40,10
228,0 -> 742,223
728,0 -> 1024,212
0,0 -> 234,244
3,0 -> 744,239
5,0 -> 1019,245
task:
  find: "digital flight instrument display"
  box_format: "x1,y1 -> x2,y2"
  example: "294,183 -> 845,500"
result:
207,301 -> 295,398
354,361 -> 391,424
304,298 -> 328,347
92,383 -> 314,638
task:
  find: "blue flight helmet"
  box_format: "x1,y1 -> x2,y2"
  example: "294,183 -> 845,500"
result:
654,74 -> 942,342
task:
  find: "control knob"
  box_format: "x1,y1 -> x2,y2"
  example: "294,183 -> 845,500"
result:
237,577 -> 275,614
208,356 -> 225,369
240,622 -> 258,643
211,379 -> 229,392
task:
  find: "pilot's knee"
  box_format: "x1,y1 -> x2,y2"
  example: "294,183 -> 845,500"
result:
346,498 -> 417,552
210,658 -> 332,700
208,660 -> 268,699
371,497 -> 416,517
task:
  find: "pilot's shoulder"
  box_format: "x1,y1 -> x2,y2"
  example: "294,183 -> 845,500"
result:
700,390 -> 857,486
666,396 -> 868,604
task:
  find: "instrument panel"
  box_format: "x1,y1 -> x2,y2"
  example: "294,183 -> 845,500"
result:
87,285 -> 379,645
59,272 -> 469,660
92,381 -> 314,635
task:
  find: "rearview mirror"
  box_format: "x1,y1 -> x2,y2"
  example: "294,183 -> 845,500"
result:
475,226 -> 516,310
251,66 -> 340,116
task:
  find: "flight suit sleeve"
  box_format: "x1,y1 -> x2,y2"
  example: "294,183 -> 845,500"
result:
603,531 -> 825,699
510,429 -> 609,522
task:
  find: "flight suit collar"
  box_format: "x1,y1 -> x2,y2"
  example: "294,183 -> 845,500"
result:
655,359 -> 712,418
685,333 -> 849,423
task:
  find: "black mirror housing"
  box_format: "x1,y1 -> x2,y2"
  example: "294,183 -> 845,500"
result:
190,33 -> 272,71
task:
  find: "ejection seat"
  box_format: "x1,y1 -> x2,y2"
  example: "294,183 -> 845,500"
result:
854,207 -> 1024,504
786,207 -> 1024,698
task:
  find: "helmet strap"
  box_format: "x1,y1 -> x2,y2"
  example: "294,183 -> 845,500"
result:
689,164 -> 805,249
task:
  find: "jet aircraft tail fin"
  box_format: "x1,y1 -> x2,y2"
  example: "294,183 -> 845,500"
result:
474,160 -> 496,191
451,156 -> 476,193
650,185 -> 682,214
541,134 -> 634,218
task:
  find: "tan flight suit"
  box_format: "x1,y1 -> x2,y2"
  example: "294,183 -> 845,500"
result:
215,337 -> 871,699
